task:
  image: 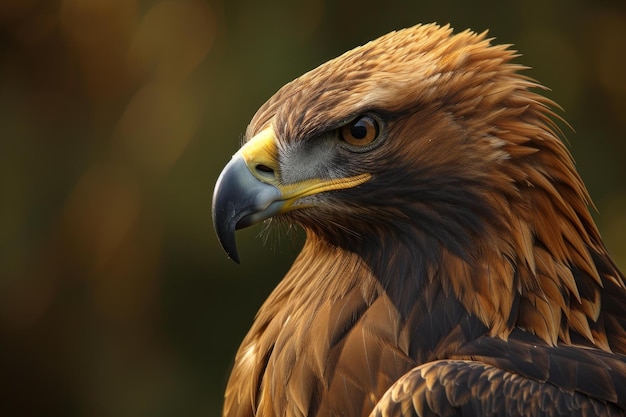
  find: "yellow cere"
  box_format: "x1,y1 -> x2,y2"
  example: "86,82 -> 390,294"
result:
238,126 -> 372,212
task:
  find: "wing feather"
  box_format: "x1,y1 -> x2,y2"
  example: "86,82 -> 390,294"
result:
453,331 -> 626,408
371,359 -> 626,417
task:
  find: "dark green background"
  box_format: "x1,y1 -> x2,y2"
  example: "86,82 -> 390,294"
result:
1,0 -> 625,415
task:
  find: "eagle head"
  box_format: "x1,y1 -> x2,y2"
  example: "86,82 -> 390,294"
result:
213,23 -> 621,344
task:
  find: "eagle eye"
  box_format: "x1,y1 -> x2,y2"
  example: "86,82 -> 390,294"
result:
340,115 -> 380,148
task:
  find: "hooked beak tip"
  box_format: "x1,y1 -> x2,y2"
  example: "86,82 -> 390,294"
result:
212,155 -> 282,263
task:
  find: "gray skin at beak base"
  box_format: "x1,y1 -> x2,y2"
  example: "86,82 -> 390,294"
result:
212,155 -> 283,263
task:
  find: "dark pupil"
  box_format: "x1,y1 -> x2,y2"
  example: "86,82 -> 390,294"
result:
351,121 -> 368,139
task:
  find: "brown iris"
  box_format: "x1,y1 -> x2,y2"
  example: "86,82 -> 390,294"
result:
340,115 -> 380,147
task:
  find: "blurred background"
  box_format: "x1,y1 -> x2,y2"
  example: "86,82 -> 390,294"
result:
0,0 -> 625,415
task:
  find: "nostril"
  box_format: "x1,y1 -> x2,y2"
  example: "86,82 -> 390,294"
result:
255,164 -> 275,175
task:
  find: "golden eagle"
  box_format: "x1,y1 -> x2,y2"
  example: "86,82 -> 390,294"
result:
212,24 -> 626,417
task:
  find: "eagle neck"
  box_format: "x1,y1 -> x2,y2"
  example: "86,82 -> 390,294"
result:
232,231 -> 489,417
283,231 -> 489,351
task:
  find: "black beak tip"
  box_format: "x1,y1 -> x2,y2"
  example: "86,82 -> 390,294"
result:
212,155 -> 282,264
227,249 -> 241,264
223,237 -> 241,264
212,206 -> 241,264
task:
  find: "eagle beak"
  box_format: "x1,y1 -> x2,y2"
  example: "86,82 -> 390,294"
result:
212,127 -> 371,263
212,129 -> 283,263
